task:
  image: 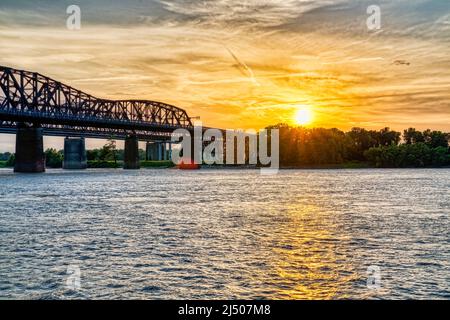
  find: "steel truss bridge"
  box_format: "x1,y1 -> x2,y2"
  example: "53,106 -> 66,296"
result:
0,66 -> 194,140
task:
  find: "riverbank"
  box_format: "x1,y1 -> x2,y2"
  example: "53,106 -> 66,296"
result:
0,160 -> 175,169
87,160 -> 175,168
2,160 -> 450,170
279,161 -> 372,169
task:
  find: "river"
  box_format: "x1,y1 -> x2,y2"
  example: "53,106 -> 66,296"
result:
0,168 -> 449,299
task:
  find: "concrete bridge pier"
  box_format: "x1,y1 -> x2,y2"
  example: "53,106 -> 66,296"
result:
146,142 -> 156,160
162,142 -> 171,161
14,123 -> 45,173
145,142 -> 150,160
159,142 -> 168,161
146,142 -> 168,161
124,135 -> 140,169
63,137 -> 87,169
159,142 -> 164,161
167,142 -> 172,161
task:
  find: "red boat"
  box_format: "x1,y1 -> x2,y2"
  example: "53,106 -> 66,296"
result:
178,160 -> 200,170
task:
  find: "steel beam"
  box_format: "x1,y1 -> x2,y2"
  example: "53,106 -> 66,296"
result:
0,66 -> 194,140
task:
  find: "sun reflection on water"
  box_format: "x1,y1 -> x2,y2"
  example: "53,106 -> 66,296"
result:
268,203 -> 358,299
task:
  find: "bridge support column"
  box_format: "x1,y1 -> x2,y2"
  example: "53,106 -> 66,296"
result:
145,142 -> 169,161
63,137 -> 87,169
146,142 -> 157,161
124,135 -> 140,169
14,124 -> 45,173
146,142 -> 151,161
162,143 -> 167,161
160,143 -> 164,161
168,142 -> 172,161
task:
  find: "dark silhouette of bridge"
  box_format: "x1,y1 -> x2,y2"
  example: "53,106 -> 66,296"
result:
0,66 -> 196,172
0,66 -> 193,140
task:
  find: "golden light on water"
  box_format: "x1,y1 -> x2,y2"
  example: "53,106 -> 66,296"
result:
294,107 -> 314,126
270,203 -> 358,299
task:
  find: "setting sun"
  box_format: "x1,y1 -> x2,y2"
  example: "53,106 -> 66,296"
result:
294,107 -> 313,126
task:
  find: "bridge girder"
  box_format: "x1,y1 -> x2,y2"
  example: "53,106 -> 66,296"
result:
0,66 -> 193,140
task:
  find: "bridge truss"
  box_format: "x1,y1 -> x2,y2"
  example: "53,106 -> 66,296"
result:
0,66 -> 193,140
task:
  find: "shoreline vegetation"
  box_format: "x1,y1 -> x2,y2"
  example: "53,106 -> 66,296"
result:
0,125 -> 449,169
269,124 -> 450,169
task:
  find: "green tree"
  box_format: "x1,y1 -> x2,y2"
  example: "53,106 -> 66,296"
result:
346,128 -> 378,160
431,146 -> 450,167
86,149 -> 100,161
99,139 -> 118,164
376,127 -> 401,146
45,148 -> 63,168
0,152 -> 12,161
403,128 -> 424,144
423,130 -> 449,148
364,143 -> 443,168
5,154 -> 15,167
139,149 -> 146,161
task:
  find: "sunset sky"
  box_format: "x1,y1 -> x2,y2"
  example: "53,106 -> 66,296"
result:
0,0 -> 449,150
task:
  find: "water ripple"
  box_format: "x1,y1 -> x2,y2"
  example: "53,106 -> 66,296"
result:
0,168 -> 449,299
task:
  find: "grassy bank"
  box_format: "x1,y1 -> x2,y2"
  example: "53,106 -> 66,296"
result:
86,160 -> 175,168
0,161 -> 9,168
141,160 -> 175,168
87,160 -> 122,168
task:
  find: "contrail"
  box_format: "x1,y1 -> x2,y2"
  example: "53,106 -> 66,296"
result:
183,0 -> 260,86
225,46 -> 260,86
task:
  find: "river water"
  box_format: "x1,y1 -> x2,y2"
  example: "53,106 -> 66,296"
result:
0,168 -> 449,299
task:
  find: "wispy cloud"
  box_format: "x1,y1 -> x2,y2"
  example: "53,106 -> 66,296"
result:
225,46 -> 259,86
0,0 -> 449,134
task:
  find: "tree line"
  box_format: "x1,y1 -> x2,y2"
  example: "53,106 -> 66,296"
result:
1,126 -> 449,168
267,124 -> 450,168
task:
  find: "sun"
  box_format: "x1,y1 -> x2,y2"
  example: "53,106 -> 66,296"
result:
294,107 -> 313,126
